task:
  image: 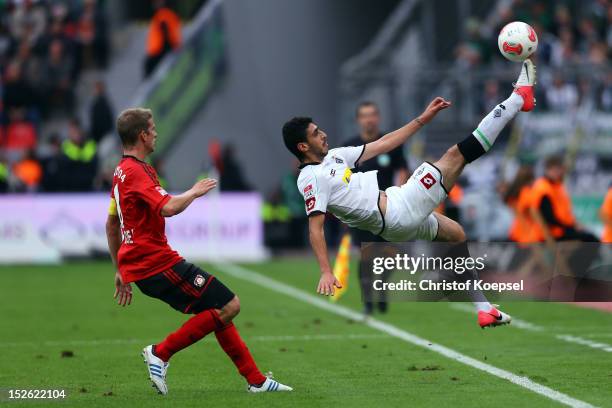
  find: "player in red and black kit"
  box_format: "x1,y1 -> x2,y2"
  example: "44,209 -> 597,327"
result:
105,108 -> 292,395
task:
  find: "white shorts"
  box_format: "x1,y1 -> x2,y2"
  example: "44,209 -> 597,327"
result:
380,162 -> 448,242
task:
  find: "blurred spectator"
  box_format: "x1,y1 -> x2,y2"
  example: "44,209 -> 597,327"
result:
280,161 -> 308,247
4,108 -> 36,161
479,79 -> 503,115
75,0 -> 109,70
12,148 -> 42,192
504,165 -> 537,242
530,156 -> 598,242
607,3 -> 612,48
587,41 -> 608,65
550,27 -> 579,68
144,0 -> 182,78
577,77 -> 596,110
0,157 -> 8,193
600,72 -> 612,111
14,41 -> 43,91
43,39 -> 74,116
601,184 -> 612,243
0,20 -> 11,66
40,134 -> 64,192
550,4 -> 574,38
60,119 -> 97,191
576,17 -> 600,54
1,0 -> 112,193
8,0 -> 47,47
152,157 -> 168,189
3,61 -> 38,113
546,74 -> 578,112
455,17 -> 489,68
219,144 -> 250,192
89,80 -> 114,142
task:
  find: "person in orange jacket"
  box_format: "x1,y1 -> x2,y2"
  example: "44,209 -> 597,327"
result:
530,155 -> 598,243
504,165 -> 537,243
144,0 -> 182,78
13,149 -> 42,192
601,184 -> 612,243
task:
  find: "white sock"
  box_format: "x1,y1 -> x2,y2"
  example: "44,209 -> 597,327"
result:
474,301 -> 493,312
472,92 -> 523,152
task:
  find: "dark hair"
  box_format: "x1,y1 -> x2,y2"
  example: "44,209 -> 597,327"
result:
504,165 -> 534,203
544,155 -> 564,169
282,117 -> 312,160
116,108 -> 152,147
356,101 -> 379,117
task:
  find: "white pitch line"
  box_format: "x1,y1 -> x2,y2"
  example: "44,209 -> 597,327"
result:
216,262 -> 595,408
449,303 -> 612,352
555,335 -> 612,353
0,333 -> 391,348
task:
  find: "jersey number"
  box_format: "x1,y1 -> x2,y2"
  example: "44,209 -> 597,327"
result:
113,184 -> 133,244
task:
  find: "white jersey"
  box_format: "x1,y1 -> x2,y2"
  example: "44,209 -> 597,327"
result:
297,146 -> 383,235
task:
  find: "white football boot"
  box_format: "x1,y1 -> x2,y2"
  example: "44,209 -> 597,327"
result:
142,345 -> 169,395
247,375 -> 293,393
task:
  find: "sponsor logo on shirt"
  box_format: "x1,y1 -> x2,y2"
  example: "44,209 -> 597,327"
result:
194,274 -> 206,288
155,186 -> 168,196
304,184 -> 314,199
420,173 -> 437,189
306,197 -> 316,211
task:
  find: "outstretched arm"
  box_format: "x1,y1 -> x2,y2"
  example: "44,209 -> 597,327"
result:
309,212 -> 342,296
358,97 -> 451,164
161,178 -> 217,217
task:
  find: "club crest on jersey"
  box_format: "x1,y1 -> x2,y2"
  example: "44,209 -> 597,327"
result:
194,274 -> 206,287
306,197 -> 316,211
342,168 -> 352,184
155,186 -> 168,196
334,157 -> 343,164
420,173 -> 437,189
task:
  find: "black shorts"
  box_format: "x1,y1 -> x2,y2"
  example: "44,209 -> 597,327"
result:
135,261 -> 235,314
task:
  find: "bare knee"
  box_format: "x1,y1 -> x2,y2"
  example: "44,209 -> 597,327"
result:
218,296 -> 240,323
434,213 -> 466,242
452,223 -> 467,242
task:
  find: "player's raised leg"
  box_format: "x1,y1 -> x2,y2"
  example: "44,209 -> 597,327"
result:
434,59 -> 536,192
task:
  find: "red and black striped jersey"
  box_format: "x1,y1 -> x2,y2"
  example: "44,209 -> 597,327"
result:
110,155 -> 182,283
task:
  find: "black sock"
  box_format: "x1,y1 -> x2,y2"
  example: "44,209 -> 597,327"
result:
457,135 -> 486,163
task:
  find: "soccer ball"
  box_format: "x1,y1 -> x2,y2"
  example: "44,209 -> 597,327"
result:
497,21 -> 538,62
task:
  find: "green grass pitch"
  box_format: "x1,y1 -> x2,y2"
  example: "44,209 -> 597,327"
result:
1,258 -> 612,407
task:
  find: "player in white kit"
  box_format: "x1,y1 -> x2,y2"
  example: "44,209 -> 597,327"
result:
282,60 -> 537,328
